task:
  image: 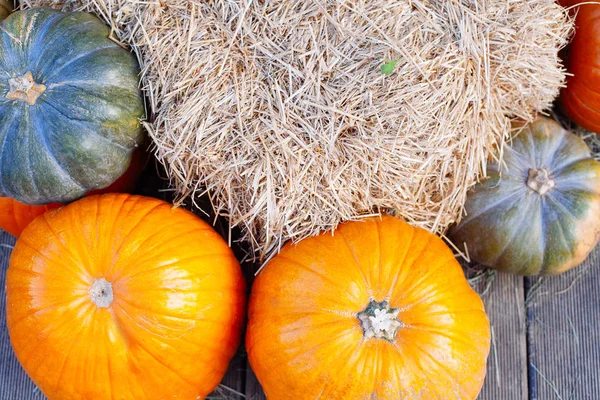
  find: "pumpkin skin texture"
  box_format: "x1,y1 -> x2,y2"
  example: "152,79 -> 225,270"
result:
247,216 -> 490,400
6,194 -> 246,400
0,147 -> 147,237
450,117 -> 600,275
0,9 -> 145,205
83,145 -> 148,195
559,4 -> 600,133
0,196 -> 55,237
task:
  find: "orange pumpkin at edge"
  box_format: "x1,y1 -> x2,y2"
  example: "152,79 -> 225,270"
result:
0,198 -> 55,237
558,0 -> 572,8
247,215 -> 491,400
559,3 -> 600,133
6,193 -> 246,400
0,147 -> 148,237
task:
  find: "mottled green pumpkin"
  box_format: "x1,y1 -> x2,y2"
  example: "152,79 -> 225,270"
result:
0,1 -> 11,20
450,117 -> 600,275
0,8 -> 144,205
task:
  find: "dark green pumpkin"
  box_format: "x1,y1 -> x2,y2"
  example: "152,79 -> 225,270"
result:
0,8 -> 144,204
0,1 -> 11,20
450,117 -> 600,275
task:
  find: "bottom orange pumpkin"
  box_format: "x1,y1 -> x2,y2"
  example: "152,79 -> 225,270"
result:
247,215 -> 490,400
7,194 -> 246,400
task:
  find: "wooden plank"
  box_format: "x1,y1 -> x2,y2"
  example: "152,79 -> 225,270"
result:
245,363 -> 267,400
0,231 -> 45,400
464,267 -> 528,400
208,354 -> 246,399
525,245 -> 600,400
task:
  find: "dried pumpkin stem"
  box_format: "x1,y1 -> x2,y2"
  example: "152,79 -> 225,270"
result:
527,168 -> 555,195
357,300 -> 402,342
89,278 -> 114,308
6,72 -> 46,105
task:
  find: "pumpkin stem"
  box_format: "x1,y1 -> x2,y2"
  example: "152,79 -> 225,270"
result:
6,72 -> 47,105
527,168 -> 555,195
357,300 -> 402,342
89,278 -> 114,308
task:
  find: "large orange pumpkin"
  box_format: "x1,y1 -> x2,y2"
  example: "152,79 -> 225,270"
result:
0,148 -> 147,237
6,194 -> 246,400
247,216 -> 490,400
559,3 -> 600,133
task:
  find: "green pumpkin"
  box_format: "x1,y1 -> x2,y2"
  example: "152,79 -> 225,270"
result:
450,117 -> 600,275
0,1 -> 11,21
0,8 -> 144,204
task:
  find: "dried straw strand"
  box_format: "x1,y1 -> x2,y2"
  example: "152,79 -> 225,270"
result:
25,0 -> 573,261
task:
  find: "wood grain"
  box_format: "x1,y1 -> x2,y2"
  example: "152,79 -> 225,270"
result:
0,231 -> 46,400
465,267 -> 528,400
245,364 -> 267,400
525,245 -> 600,400
209,355 -> 246,399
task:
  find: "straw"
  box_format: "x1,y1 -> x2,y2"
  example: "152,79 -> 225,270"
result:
24,0 -> 573,261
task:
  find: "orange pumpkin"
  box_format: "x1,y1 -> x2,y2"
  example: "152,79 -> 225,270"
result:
6,194 -> 246,400
0,197 -> 56,237
559,3 -> 600,133
0,148 -> 147,237
247,216 -> 490,400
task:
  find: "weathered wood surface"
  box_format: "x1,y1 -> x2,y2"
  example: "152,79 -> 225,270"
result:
470,271 -> 528,400
212,355 -> 246,400
245,365 -> 267,400
0,232 -> 45,400
525,246 -> 600,400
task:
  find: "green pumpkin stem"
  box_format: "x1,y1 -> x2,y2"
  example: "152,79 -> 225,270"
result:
6,72 -> 46,105
527,168 -> 555,195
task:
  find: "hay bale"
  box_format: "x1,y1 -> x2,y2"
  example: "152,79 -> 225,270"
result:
24,0 -> 572,261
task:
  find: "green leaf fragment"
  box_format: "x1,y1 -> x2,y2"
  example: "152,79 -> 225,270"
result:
381,59 -> 401,75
